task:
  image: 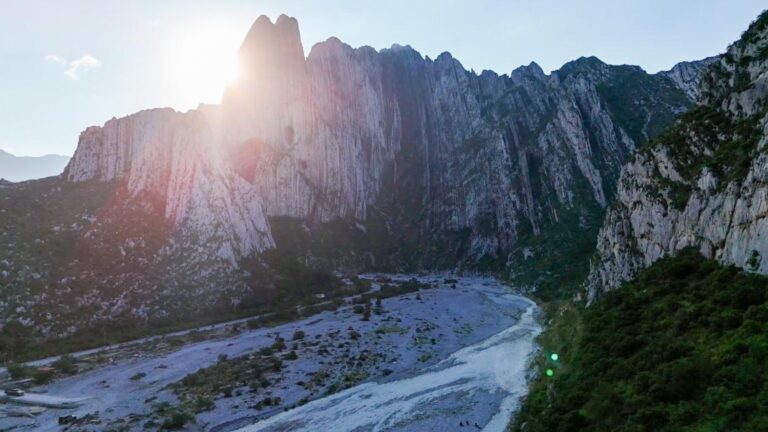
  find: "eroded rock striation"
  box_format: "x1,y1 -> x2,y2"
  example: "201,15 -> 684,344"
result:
2,14 -> 708,335
586,12 -> 768,301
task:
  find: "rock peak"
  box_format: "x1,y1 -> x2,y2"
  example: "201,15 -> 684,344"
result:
511,61 -> 546,83
233,14 -> 306,94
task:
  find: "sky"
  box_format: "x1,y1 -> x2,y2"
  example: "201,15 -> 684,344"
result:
0,0 -> 765,157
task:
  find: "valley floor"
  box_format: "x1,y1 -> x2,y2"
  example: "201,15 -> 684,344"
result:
0,275 -> 540,432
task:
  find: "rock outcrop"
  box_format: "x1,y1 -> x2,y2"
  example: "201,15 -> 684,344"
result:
1,14 -> 713,335
64,15 -> 700,294
659,56 -> 719,100
586,11 -> 768,301
203,17 -> 695,292
65,108 -> 275,265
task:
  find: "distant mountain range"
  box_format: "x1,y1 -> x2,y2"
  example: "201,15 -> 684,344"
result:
0,149 -> 70,182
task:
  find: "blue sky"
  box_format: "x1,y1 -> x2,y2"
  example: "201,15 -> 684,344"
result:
1,0 -> 765,157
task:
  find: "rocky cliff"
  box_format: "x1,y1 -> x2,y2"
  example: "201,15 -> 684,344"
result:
1,14 -> 708,337
64,108 -> 274,265
204,16 -> 694,297
586,11 -> 768,301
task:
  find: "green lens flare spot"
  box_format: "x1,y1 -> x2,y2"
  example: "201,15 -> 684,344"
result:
550,353 -> 559,361
546,369 -> 554,377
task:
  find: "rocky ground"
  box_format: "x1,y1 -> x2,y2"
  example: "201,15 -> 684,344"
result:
0,275 -> 539,432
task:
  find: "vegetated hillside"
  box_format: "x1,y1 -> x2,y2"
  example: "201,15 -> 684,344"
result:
514,249 -> 768,431
587,9 -> 768,299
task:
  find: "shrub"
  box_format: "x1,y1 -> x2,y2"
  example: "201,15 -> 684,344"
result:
32,368 -> 54,385
271,337 -> 286,351
52,354 -> 78,375
7,363 -> 33,380
130,372 -> 147,381
191,396 -> 215,413
160,407 -> 194,430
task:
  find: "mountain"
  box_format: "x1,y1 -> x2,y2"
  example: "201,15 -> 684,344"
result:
0,149 -> 69,182
586,11 -> 768,301
0,14 -> 706,346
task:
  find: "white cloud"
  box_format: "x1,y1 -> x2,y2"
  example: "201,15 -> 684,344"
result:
44,54 -> 101,80
44,54 -> 66,65
64,55 -> 101,80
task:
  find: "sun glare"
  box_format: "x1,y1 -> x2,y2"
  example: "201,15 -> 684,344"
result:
166,21 -> 243,109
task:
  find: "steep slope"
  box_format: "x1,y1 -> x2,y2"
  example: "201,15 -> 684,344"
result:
515,250 -> 768,431
1,108 -> 275,340
0,14 -> 703,346
658,56 -> 719,100
64,108 -> 274,265
0,149 -> 70,182
587,11 -> 768,300
203,16 -> 695,298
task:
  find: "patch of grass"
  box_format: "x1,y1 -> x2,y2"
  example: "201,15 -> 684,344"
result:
374,325 -> 407,335
172,352 -> 283,403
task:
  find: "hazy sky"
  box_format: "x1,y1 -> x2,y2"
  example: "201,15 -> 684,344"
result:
1,0 -> 765,157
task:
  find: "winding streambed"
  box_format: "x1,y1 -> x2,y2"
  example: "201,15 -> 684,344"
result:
1,276 -> 541,432
237,302 -> 541,432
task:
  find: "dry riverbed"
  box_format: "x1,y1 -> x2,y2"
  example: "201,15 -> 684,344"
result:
0,275 -> 540,432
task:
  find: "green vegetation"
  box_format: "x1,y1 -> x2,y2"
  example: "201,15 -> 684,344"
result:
597,65 -> 691,147
1,236 -> 347,363
740,9 -> 768,45
7,354 -> 78,383
374,325 -> 407,335
514,249 -> 768,431
130,372 -> 147,381
150,402 -> 196,430
172,350 -> 284,404
644,106 -> 763,210
51,354 -> 78,375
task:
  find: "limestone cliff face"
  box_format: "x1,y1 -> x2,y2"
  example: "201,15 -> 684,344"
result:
586,12 -> 768,301
64,108 -> 274,266
659,57 -> 719,100
62,14 -> 699,297
197,17 -> 695,285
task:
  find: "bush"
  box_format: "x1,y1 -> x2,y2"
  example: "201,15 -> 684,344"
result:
32,368 -> 54,385
514,249 -> 768,431
191,396 -> 215,413
292,330 -> 305,340
271,337 -> 286,351
130,372 -> 147,381
160,408 -> 194,430
52,354 -> 78,375
7,363 -> 33,380
246,318 -> 260,330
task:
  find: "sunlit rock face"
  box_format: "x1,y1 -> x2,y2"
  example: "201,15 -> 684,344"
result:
202,15 -> 696,280
586,12 -> 768,301
64,108 -> 274,266
63,13 -> 701,296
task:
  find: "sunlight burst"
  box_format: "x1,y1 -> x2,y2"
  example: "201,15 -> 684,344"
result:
167,21 -> 243,108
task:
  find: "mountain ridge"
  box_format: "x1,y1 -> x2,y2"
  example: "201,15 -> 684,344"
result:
586,10 -> 768,301
2,14 -> 708,342
0,149 -> 70,182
